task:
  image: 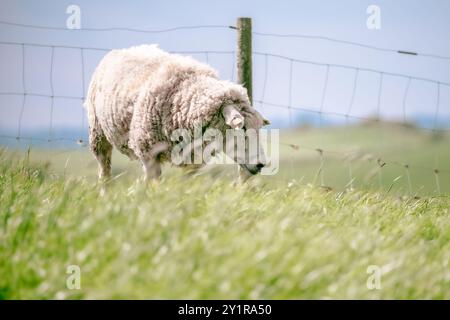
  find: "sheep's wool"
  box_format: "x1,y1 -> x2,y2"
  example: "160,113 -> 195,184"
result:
85,44 -> 251,161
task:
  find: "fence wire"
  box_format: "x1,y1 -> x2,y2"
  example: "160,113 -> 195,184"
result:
3,19 -> 450,61
252,51 -> 450,133
252,30 -> 450,62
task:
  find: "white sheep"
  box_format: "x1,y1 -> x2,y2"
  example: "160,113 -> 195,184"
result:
85,45 -> 269,181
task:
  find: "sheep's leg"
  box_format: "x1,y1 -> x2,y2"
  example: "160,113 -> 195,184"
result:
90,128 -> 113,181
140,157 -> 161,182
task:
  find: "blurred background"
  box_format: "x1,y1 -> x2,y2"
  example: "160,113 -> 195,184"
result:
0,0 -> 449,194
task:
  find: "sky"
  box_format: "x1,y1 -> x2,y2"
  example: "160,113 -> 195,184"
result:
1,0 -> 450,141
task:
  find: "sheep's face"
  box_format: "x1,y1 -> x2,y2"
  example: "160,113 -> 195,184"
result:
222,105 -> 270,175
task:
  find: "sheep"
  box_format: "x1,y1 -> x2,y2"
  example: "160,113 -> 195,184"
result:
85,44 -> 270,182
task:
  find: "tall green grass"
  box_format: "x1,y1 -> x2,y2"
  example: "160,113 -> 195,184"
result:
6,124 -> 450,195
0,150 -> 449,299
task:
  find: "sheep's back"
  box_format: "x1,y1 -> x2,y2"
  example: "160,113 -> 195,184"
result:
86,44 -> 218,156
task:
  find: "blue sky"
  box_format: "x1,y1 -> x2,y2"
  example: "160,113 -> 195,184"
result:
1,0 -> 450,137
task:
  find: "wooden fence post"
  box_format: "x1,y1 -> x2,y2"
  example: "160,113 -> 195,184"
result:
235,18 -> 253,182
236,17 -> 253,104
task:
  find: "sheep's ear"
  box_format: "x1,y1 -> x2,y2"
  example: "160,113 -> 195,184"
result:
263,118 -> 271,126
223,105 -> 244,129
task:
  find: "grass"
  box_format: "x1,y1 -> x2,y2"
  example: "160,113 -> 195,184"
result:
0,147 -> 449,299
276,123 -> 450,195
5,123 -> 450,195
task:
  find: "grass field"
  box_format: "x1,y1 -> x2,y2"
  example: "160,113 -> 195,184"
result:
5,123 -> 450,194
1,124 -> 449,299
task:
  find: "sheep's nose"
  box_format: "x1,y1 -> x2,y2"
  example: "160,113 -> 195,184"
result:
256,162 -> 265,169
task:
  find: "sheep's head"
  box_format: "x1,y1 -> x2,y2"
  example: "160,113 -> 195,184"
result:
222,104 -> 270,175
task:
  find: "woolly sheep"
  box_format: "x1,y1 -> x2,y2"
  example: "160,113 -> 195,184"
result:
85,45 -> 270,181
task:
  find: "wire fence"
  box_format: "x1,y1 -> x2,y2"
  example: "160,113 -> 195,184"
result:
3,20 -> 450,61
0,20 -> 449,195
253,51 -> 449,132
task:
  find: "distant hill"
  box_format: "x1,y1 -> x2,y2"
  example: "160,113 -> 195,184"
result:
268,112 -> 450,130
